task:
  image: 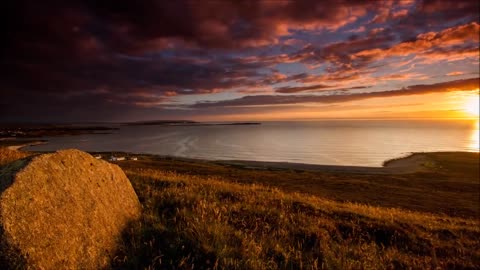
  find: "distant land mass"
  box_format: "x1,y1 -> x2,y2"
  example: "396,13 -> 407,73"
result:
123,120 -> 261,126
123,120 -> 197,126
0,124 -> 117,138
0,120 -> 261,139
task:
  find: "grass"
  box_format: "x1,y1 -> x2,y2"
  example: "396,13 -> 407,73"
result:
111,166 -> 480,269
0,148 -> 30,167
1,148 -> 478,269
116,152 -> 479,218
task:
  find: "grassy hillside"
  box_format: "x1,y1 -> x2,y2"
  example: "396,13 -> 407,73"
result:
111,166 -> 479,269
0,147 -> 30,167
1,148 -> 478,269
117,152 -> 479,218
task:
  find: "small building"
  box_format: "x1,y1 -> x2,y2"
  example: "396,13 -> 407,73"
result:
116,157 -> 126,161
94,155 -> 102,159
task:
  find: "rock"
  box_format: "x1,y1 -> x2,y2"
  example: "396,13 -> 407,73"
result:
0,149 -> 141,269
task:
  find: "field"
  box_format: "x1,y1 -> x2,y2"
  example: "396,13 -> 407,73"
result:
1,148 -> 479,269
110,151 -> 479,269
115,152 -> 479,218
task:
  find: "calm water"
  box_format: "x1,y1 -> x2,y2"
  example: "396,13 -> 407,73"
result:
26,120 -> 479,167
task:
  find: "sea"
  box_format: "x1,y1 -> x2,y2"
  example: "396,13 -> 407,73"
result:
26,119 -> 479,167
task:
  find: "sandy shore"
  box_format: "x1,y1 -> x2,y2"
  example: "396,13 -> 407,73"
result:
6,141 -> 47,151
136,152 -> 435,174
215,153 -> 432,175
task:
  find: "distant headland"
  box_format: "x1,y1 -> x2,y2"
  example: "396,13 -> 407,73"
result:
122,120 -> 261,126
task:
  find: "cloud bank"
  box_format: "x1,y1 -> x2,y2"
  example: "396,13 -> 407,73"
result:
1,0 -> 478,121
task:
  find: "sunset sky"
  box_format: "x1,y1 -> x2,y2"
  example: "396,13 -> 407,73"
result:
1,0 -> 479,122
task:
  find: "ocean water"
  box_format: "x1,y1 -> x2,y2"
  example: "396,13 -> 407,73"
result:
26,119 -> 479,167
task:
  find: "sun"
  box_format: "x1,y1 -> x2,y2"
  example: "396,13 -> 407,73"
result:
463,95 -> 479,117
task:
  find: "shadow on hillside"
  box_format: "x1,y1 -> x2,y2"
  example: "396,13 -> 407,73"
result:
0,237 -> 27,270
0,158 -> 30,269
111,213 -> 217,269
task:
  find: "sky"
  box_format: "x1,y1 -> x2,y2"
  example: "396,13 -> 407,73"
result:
1,0 -> 479,122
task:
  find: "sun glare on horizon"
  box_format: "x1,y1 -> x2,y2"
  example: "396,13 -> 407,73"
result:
463,94 -> 480,118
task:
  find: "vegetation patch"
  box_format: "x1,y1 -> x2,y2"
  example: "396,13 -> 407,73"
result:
1,148 -> 478,269
112,168 -> 480,269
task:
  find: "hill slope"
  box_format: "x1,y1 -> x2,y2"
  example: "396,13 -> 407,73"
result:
113,165 -> 480,269
1,148 -> 478,269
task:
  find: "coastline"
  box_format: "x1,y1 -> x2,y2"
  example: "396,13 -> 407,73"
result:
2,139 -> 479,218
14,139 -> 475,175
213,155 -> 429,174
6,141 -> 47,151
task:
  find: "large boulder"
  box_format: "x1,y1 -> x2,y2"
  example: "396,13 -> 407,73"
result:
0,149 -> 141,269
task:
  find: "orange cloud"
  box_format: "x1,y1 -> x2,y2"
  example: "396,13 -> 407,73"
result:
193,78 -> 479,108
447,71 -> 464,76
355,22 -> 479,61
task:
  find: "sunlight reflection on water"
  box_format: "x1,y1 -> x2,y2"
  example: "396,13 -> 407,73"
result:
468,119 -> 479,151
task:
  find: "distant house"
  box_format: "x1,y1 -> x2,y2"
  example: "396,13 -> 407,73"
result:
108,155 -> 127,161
129,157 -> 138,161
94,155 -> 102,159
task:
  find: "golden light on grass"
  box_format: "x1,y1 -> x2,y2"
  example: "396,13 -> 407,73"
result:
110,154 -> 480,269
463,93 -> 479,117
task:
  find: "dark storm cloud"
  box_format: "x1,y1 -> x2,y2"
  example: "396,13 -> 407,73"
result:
79,0 -> 375,51
1,0 -> 372,115
192,78 -> 480,108
1,0 -> 479,121
417,0 -> 479,22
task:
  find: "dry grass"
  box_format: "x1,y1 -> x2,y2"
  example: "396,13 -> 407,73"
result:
112,167 -> 480,269
0,148 -> 30,167
1,148 -> 478,269
117,152 -> 479,218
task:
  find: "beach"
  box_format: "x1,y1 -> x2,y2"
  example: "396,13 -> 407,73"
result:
215,152 -> 433,174
6,141 -> 47,151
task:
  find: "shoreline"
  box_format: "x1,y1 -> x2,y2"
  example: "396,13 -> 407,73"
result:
212,151 -> 445,174
7,141 -> 47,151
8,140 -> 478,175
17,140 -> 460,175
2,140 -> 478,218
0,139 -> 48,150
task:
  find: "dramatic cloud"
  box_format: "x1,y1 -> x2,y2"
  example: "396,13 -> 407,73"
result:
275,84 -> 335,94
354,22 -> 479,62
1,0 -> 479,121
192,78 -> 480,108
